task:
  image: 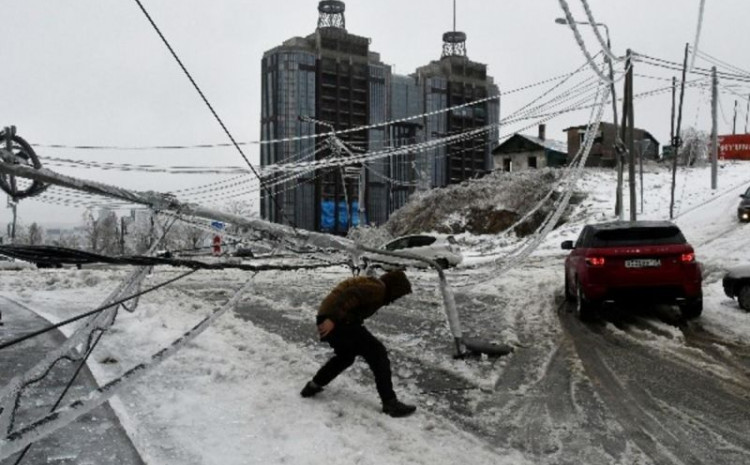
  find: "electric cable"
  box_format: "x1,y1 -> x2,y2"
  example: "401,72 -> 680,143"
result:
688,0 -> 707,72
579,0 -> 619,62
0,269 -> 196,353
557,0 -> 613,84
130,0 -> 295,229
29,62 -> 598,151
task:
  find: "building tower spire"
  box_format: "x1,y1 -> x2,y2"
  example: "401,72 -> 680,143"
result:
317,1 -> 346,30
442,0 -> 467,58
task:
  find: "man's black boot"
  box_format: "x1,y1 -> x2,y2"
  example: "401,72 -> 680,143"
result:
382,398 -> 416,418
300,381 -> 323,398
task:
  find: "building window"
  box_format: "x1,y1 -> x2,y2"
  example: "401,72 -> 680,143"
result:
503,158 -> 511,172
528,156 -> 537,169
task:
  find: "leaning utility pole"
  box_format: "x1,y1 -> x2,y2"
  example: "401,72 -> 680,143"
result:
604,36 -> 623,221
670,43 -> 689,220
337,167 -> 350,229
358,165 -> 366,226
626,49 -> 636,221
711,66 -> 718,190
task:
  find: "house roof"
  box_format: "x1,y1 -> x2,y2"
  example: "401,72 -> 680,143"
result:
519,134 -> 567,154
492,133 -> 567,154
563,122 -> 660,145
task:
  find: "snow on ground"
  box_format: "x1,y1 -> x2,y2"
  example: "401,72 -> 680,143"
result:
2,160 -> 750,464
0,268 -> 528,465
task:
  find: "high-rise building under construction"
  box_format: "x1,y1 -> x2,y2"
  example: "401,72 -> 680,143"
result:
260,1 -> 499,233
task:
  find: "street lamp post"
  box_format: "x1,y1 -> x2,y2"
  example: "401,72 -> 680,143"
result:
555,18 -> 624,221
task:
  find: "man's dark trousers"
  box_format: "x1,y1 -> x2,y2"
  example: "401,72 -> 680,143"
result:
313,324 -> 396,402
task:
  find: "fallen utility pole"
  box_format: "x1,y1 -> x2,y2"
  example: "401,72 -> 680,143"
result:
0,150 -> 478,356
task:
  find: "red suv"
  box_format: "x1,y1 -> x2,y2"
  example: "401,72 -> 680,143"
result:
562,221 -> 702,320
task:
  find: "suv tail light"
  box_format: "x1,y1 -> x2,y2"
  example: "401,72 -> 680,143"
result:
681,252 -> 695,263
585,257 -> 606,267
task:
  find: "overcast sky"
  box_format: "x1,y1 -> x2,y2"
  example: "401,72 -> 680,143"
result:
2,0 -> 749,227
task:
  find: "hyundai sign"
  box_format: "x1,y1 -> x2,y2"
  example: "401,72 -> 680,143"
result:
719,134 -> 750,160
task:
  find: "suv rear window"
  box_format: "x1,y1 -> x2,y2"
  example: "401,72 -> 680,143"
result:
590,226 -> 686,247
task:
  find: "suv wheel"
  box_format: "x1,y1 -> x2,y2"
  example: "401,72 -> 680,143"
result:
681,298 -> 703,319
436,258 -> 450,270
738,285 -> 750,312
576,282 -> 596,321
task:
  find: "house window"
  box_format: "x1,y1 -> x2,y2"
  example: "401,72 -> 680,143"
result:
579,129 -> 603,145
503,158 -> 511,172
528,156 -> 537,169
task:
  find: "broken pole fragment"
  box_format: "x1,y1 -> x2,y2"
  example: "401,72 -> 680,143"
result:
458,337 -> 514,358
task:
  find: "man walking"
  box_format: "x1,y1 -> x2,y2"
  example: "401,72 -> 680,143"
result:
300,270 -> 417,418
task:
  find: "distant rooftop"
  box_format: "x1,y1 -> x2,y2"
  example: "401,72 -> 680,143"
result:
518,134 -> 567,154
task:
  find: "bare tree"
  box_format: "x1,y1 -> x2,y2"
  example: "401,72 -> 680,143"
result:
12,224 -> 29,244
52,232 -> 81,249
679,127 -> 710,166
82,210 -> 101,252
128,211 -> 155,254
181,224 -> 209,252
99,211 -> 121,255
223,200 -> 257,239
27,222 -> 43,245
82,209 -> 120,253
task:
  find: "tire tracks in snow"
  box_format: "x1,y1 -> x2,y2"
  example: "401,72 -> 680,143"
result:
560,304 -> 750,465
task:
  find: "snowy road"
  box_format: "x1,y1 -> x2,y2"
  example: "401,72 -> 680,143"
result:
0,296 -> 144,465
176,256 -> 750,465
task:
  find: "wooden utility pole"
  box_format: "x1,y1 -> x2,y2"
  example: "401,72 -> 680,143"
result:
670,43 -> 689,220
640,140 -> 647,214
733,100 -> 739,135
618,54 -> 630,221
604,36 -> 623,221
626,50 -> 636,221
711,66 -> 718,190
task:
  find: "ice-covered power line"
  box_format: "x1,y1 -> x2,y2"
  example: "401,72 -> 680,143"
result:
634,52 -> 750,83
262,73 -> 614,176
579,0 -> 620,63
692,47 -> 750,79
0,277 -> 254,460
688,0 -> 708,72
130,0 -> 299,229
30,70 -> 652,212
466,83 -> 611,290
22,58 -> 622,212
556,0 -> 613,84
29,64 -> 596,151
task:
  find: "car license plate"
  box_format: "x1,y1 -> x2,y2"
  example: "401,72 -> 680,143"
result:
625,259 -> 661,268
